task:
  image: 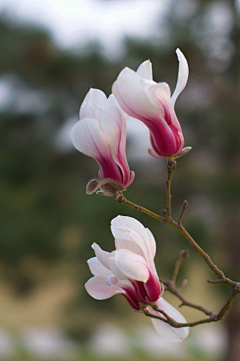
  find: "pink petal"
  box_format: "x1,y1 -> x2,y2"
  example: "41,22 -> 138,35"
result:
71,117 -> 125,184
87,257 -> 112,278
85,276 -> 124,300
98,99 -> 131,186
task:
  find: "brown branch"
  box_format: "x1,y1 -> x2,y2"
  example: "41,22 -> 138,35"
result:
116,156 -> 240,328
143,283 -> 240,328
143,306 -> 215,328
164,157 -> 176,218
117,193 -> 167,223
118,193 -> 237,287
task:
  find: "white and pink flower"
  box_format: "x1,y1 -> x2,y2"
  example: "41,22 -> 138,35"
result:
71,89 -> 135,195
112,49 -> 189,158
85,215 -> 189,342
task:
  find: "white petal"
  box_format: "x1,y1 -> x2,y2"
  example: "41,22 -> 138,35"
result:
92,243 -> 112,270
98,103 -> 125,160
70,117 -> 111,161
114,249 -> 150,282
109,256 -> 128,280
112,68 -> 161,122
85,276 -> 124,300
137,60 -> 153,80
171,49 -> 189,108
114,237 -> 143,257
111,216 -> 146,240
80,88 -> 107,118
111,216 -> 156,266
153,82 -> 171,107
151,298 -> 189,342
146,228 -> 156,260
107,93 -> 122,110
87,257 -> 112,278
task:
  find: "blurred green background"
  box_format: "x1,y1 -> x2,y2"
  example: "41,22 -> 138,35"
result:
0,0 -> 239,360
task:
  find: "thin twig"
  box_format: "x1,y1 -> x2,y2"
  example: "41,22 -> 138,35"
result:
163,280 -> 213,316
161,250 -> 213,316
178,200 -> 188,227
119,193 -> 232,284
172,249 -> 189,285
117,193 -> 167,223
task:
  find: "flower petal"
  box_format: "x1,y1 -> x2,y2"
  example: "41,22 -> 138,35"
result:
137,60 -> 153,80
92,243 -> 112,270
71,117 -> 111,160
151,298 -> 189,342
71,117 -> 124,183
85,276 -> 124,300
80,88 -> 107,118
112,67 -> 161,122
111,216 -> 156,268
109,256 -> 130,280
114,249 -> 150,282
171,49 -> 189,108
87,257 -> 112,278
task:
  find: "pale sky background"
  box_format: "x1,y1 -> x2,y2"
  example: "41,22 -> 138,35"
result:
1,0 -> 236,162
0,0 -> 170,161
0,0 -> 168,57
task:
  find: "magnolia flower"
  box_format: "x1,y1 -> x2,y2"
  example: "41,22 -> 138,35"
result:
71,89 -> 135,196
85,215 -> 189,342
112,49 -> 189,158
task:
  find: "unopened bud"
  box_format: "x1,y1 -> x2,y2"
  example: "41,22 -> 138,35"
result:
180,250 -> 190,259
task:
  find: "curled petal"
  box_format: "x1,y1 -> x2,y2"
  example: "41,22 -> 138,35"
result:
171,49 -> 189,108
151,298 -> 189,342
92,243 -> 112,270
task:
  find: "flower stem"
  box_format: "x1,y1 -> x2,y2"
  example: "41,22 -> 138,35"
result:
164,157 -> 176,218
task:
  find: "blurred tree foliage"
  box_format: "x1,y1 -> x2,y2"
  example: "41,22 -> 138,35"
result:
0,0 -> 239,353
